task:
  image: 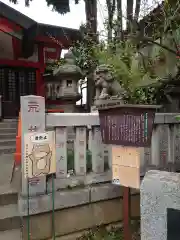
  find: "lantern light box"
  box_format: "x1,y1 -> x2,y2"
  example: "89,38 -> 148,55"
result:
98,103 -> 161,189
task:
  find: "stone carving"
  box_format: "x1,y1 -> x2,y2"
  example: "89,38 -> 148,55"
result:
53,50 -> 83,79
94,64 -> 126,100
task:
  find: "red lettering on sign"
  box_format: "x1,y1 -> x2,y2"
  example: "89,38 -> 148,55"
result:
28,102 -> 40,112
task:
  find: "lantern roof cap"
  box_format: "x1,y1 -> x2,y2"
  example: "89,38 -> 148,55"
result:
53,50 -> 83,79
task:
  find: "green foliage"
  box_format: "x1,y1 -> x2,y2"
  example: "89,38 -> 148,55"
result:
9,0 -> 80,14
72,24 -> 98,74
92,40 -> 158,104
45,58 -> 66,72
77,221 -> 140,240
78,227 -> 123,240
46,0 -> 80,14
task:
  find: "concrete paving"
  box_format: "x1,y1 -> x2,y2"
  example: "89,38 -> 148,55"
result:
0,229 -> 22,240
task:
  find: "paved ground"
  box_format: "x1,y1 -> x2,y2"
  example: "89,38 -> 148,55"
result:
0,229 -> 22,240
0,154 -> 14,186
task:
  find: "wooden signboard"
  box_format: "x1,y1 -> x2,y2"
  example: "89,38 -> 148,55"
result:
112,145 -> 141,189
98,105 -> 157,147
24,131 -> 56,178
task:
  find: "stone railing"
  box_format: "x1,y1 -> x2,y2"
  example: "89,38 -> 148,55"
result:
18,96 -> 180,215
20,110 -> 180,197
46,113 -> 112,191
45,112 -> 180,193
18,98 -> 180,240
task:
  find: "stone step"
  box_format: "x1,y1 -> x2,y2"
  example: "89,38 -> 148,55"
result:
0,146 -> 16,155
0,154 -> 14,186
0,185 -> 18,206
0,139 -> 16,147
0,204 -> 21,231
0,128 -> 17,134
2,119 -> 18,122
0,229 -> 22,240
0,122 -> 17,129
0,133 -> 16,140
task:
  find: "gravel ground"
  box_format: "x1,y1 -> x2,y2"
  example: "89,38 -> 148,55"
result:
77,221 -> 140,240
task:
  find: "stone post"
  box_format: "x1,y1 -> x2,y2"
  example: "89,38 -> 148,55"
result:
21,95 -> 46,196
141,170 -> 180,240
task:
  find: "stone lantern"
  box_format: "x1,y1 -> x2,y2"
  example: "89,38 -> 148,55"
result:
45,50 -> 82,112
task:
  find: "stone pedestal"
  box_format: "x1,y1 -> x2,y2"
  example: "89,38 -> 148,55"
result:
94,98 -> 124,108
47,102 -> 78,113
141,170 -> 180,240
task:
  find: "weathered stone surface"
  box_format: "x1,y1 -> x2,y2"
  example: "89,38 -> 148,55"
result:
22,195 -> 140,239
21,95 -> 46,196
19,183 -> 139,217
94,64 -> 126,101
141,170 -> 180,240
19,188 -> 90,216
90,183 -> 122,202
22,212 -> 52,240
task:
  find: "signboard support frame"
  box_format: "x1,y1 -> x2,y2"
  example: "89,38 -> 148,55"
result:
123,187 -> 131,240
97,103 -> 159,240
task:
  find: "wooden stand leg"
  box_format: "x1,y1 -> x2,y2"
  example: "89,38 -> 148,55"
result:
123,186 -> 131,240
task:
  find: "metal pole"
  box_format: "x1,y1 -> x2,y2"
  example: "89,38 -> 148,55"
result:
27,179 -> 30,240
52,174 -> 55,239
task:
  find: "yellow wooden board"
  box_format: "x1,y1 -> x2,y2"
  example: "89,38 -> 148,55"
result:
112,145 -> 140,189
24,131 -> 56,178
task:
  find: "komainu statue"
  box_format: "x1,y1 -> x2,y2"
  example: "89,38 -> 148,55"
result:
94,64 -> 126,100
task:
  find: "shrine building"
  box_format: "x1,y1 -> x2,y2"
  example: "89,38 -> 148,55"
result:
0,1 -> 81,118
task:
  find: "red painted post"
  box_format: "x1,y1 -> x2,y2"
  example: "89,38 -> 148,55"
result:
123,186 -> 132,240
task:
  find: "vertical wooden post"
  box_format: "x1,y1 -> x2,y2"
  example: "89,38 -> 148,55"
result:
123,186 -> 131,240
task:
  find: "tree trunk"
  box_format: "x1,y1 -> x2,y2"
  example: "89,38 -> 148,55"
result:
84,0 -> 97,112
134,0 -> 141,21
85,0 -> 97,41
106,0 -> 116,43
116,0 -> 123,41
126,0 -> 134,32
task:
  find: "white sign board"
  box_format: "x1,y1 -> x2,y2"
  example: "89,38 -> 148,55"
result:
24,131 -> 56,178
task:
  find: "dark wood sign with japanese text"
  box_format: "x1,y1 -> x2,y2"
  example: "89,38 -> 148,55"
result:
99,106 -> 156,147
